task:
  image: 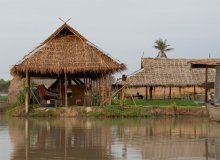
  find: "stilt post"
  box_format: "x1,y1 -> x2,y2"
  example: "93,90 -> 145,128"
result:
149,86 -> 153,100
25,71 -> 30,113
205,67 -> 208,102
65,73 -> 68,107
120,75 -> 127,106
145,86 -> 148,100
169,86 -> 172,99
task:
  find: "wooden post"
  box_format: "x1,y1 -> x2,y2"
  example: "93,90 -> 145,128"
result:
65,73 -> 68,107
120,75 -> 126,106
59,77 -> 62,99
193,86 -> 196,100
25,71 -> 30,113
85,78 -> 88,106
179,87 -> 181,96
108,75 -> 112,105
153,87 -> 156,98
169,86 -> 172,99
214,66 -> 220,102
145,86 -> 148,100
205,67 -> 208,102
99,78 -> 102,105
149,86 -> 153,100
163,87 -> 165,99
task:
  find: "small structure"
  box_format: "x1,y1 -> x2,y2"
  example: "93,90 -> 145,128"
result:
10,22 -> 126,112
116,58 -> 218,100
191,59 -> 220,102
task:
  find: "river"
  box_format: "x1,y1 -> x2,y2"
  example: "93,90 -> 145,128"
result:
0,115 -> 220,160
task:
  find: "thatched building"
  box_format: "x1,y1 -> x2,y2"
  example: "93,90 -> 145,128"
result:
10,23 -> 126,112
190,59 -> 220,102
116,58 -> 218,100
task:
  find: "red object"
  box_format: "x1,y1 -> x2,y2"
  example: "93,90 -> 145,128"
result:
37,85 -> 58,100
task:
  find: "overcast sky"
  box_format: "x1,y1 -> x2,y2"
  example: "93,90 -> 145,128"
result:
0,0 -> 219,80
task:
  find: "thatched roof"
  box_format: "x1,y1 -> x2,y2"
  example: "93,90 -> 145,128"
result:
11,23 -> 126,77
117,58 -> 218,87
190,59 -> 220,68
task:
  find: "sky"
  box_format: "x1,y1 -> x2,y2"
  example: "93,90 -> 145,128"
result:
0,0 -> 219,80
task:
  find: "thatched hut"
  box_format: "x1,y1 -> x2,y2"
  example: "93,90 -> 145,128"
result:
190,59 -> 220,102
116,58 -> 218,100
10,23 -> 126,112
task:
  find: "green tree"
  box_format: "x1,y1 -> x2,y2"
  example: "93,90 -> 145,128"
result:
0,79 -> 10,93
153,38 -> 174,58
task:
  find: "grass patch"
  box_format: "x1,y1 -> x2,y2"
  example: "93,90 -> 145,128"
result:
29,108 -> 61,117
112,98 -> 200,107
6,104 -> 62,117
6,104 -> 26,116
86,105 -> 150,118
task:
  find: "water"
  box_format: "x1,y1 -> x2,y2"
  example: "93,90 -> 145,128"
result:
0,115 -> 220,160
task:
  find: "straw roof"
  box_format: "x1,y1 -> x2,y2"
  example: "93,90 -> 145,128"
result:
190,59 -> 220,68
11,23 -> 126,77
118,58 -> 218,87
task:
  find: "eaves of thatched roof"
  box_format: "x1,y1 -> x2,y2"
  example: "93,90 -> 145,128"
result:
11,23 -> 126,77
190,59 -> 220,68
117,58 -> 219,87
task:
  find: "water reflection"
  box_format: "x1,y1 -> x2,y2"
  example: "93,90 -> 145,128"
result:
2,116 -> 220,160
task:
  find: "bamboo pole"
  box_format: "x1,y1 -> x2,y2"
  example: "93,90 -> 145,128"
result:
120,75 -> 126,106
101,84 -> 126,106
25,71 -> 30,113
126,85 -> 136,106
65,73 -> 68,107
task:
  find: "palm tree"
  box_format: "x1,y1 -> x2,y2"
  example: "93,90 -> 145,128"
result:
153,38 -> 173,58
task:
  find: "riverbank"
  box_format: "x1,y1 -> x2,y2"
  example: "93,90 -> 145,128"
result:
5,105 -> 208,118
